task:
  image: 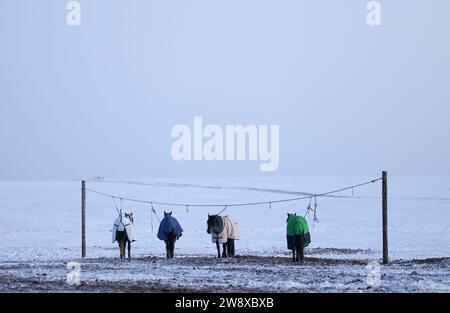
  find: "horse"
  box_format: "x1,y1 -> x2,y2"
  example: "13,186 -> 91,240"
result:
157,211 -> 183,258
112,212 -> 136,259
286,213 -> 311,262
206,214 -> 239,258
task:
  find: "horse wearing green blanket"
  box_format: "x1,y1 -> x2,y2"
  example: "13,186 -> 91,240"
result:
286,213 -> 311,262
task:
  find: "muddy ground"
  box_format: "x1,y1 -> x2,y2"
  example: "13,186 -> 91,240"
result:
1,252 -> 449,292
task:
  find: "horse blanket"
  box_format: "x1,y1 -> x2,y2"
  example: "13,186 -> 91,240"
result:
112,215 -> 137,243
286,215 -> 310,249
211,216 -> 240,244
157,215 -> 183,240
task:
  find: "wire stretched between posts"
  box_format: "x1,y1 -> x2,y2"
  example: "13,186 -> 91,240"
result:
150,203 -> 161,233
153,209 -> 161,223
85,177 -> 382,208
112,197 -> 121,216
216,205 -> 228,215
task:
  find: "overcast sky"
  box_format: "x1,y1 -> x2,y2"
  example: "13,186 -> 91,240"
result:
0,1 -> 449,180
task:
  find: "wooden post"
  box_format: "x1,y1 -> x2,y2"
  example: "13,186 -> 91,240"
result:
81,180 -> 86,258
382,171 -> 388,264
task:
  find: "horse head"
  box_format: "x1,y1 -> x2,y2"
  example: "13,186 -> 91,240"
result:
164,211 -> 173,217
286,212 -> 297,223
125,212 -> 134,224
207,214 -> 215,234
207,214 -> 224,234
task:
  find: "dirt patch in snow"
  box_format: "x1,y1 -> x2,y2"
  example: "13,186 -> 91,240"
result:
0,255 -> 449,293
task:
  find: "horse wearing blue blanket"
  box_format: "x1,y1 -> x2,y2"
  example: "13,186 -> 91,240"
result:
157,211 -> 183,258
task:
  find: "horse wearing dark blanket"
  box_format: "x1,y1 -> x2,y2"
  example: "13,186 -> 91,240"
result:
286,213 -> 311,262
158,211 -> 183,258
207,215 -> 240,258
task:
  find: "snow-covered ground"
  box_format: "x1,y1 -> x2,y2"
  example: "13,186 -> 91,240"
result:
0,177 -> 449,292
1,255 -> 449,292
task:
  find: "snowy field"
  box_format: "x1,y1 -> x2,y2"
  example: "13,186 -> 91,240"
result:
0,177 -> 449,292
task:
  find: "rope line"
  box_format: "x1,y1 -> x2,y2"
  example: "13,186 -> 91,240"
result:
112,197 -> 121,216
85,177 -> 382,208
87,179 -> 357,199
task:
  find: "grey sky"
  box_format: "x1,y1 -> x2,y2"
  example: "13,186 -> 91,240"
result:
0,1 -> 449,180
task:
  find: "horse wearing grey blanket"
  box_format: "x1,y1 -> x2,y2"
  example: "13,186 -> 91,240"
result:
206,214 -> 239,258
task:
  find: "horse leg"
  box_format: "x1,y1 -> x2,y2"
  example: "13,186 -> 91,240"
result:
165,240 -> 170,258
222,243 -> 227,258
170,238 -> 175,258
292,249 -> 295,262
299,235 -> 305,262
127,240 -> 131,259
216,241 -> 221,258
119,240 -> 125,259
169,241 -> 173,258
228,239 -> 235,258
226,240 -> 232,257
